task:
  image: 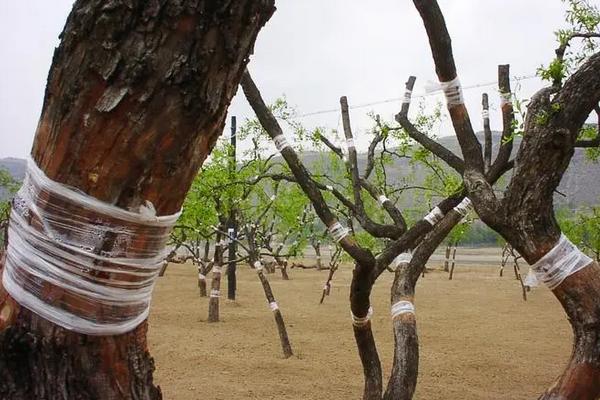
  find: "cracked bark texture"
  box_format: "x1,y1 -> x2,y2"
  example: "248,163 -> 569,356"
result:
0,1 -> 275,399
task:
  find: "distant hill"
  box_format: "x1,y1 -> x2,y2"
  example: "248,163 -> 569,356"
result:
290,131 -> 600,209
1,131 -> 598,207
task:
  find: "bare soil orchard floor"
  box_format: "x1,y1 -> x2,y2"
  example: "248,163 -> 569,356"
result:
149,254 -> 570,400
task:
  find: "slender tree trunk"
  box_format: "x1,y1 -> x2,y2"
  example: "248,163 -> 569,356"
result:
383,268 -> 418,400
208,239 -> 223,323
0,2 -> 275,398
314,243 -> 323,270
319,262 -> 338,304
255,265 -> 293,358
443,244 -> 451,272
448,245 -> 457,280
279,259 -> 290,280
198,263 -> 208,298
350,263 -> 382,400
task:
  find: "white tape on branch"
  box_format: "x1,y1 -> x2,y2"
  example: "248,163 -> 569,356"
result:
254,261 -> 264,271
273,135 -> 290,152
269,301 -> 279,311
425,77 -> 464,106
346,137 -> 355,149
402,89 -> 412,105
212,266 -> 221,274
198,273 -> 206,280
351,306 -> 373,327
2,158 -> 180,335
500,92 -> 512,107
453,198 -> 472,217
424,207 -> 444,226
391,301 -> 415,318
482,109 -> 490,119
378,195 -> 390,206
531,234 -> 592,290
390,251 -> 412,269
328,222 -> 349,242
210,289 -> 220,298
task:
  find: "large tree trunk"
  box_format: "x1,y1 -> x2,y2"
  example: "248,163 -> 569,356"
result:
0,1 -> 275,399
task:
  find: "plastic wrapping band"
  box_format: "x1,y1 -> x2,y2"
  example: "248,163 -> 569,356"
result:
390,251 -> 412,269
210,289 -> 220,298
500,92 -> 512,107
482,109 -> 490,120
346,137 -> 355,150
402,89 -> 412,105
273,135 -> 290,152
198,273 -> 206,280
351,306 -> 373,327
268,301 -> 279,311
391,301 -> 415,318
523,268 -> 539,288
2,158 -> 179,335
325,185 -> 334,192
254,261 -> 264,271
424,207 -> 444,226
328,222 -> 349,242
530,234 -> 593,290
453,198 -> 472,217
378,195 -> 390,206
212,266 -> 221,274
425,77 -> 464,106
323,284 -> 329,290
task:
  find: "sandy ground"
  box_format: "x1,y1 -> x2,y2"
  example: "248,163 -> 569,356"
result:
148,253 -> 571,400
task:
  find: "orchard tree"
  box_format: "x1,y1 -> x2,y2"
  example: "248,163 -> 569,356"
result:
0,2 -> 276,399
241,70 -> 514,399
412,0 -> 600,397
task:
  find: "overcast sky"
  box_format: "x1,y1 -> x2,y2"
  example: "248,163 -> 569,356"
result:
0,1 -> 568,159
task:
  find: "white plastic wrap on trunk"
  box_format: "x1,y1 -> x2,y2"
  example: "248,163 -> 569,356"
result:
273,135 -> 290,152
328,222 -> 349,242
453,197 -> 472,217
425,77 -> 464,106
391,301 -> 415,318
351,306 -> 373,327
390,251 -> 412,269
531,234 -> 593,290
2,158 -> 179,335
424,207 -> 444,226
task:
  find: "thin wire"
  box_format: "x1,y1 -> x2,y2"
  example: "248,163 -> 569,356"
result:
295,75 -> 537,118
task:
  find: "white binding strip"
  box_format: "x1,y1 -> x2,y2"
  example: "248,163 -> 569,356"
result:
254,261 -> 264,271
425,77 -> 464,106
378,195 -> 390,206
273,135 -> 290,152
269,301 -> 279,311
391,301 -> 415,318
198,273 -> 206,280
390,251 -> 412,269
424,207 -> 444,226
531,234 -> 593,290
1,158 -> 178,335
402,89 -> 412,105
351,306 -> 373,327
346,137 -> 355,149
482,109 -> 490,119
210,289 -> 220,298
453,197 -> 472,217
328,222 -> 349,242
500,92 -> 512,107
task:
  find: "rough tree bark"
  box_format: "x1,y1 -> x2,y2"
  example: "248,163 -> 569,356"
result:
0,1 -> 275,399
413,0 -> 600,397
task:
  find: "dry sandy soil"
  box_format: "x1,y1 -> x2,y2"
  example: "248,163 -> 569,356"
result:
149,252 -> 571,400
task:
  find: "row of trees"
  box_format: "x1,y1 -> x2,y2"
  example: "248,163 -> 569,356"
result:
0,0 -> 598,399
